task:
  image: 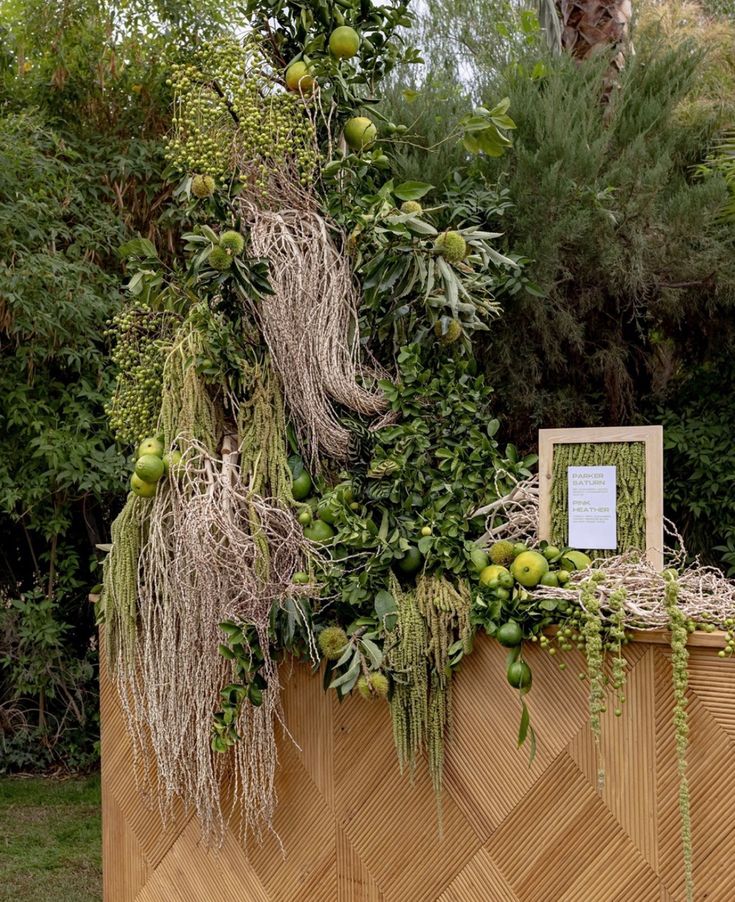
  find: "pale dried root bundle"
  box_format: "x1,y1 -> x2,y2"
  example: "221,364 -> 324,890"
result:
473,475 -> 540,548
531,547 -> 735,632
117,439 -> 314,845
240,196 -> 387,465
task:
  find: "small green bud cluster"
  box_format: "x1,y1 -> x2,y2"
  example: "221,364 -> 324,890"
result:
164,37 -> 318,193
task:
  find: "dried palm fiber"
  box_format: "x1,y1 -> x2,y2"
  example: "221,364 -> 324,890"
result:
117,437 -> 315,845
415,574 -> 472,803
473,475 -> 541,548
99,495 -> 147,672
238,192 -> 387,466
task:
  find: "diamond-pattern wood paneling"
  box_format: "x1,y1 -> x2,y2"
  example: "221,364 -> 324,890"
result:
101,640 -> 735,901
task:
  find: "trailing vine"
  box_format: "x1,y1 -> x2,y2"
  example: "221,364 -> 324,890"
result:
665,570 -> 694,902
580,573 -> 607,790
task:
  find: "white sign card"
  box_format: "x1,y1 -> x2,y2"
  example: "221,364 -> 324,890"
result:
567,466 -> 617,550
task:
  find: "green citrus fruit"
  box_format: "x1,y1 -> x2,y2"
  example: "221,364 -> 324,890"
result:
469,546 -> 490,572
344,116 -> 377,150
540,571 -> 559,587
497,571 -> 514,590
135,454 -> 165,484
557,569 -> 571,585
303,520 -> 335,544
161,450 -> 182,476
479,564 -> 511,589
138,437 -> 163,459
512,542 -> 528,558
292,571 -> 310,585
560,550 -> 592,572
395,546 -> 422,575
131,472 -> 156,498
297,509 -> 312,526
496,621 -> 523,647
511,550 -> 549,588
329,25 -> 360,59
542,545 -> 561,561
421,526 -> 433,537
292,470 -> 312,501
285,60 -> 315,93
495,587 -> 511,601
507,660 -> 532,690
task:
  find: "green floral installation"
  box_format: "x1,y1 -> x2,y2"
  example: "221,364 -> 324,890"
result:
94,4 -> 735,893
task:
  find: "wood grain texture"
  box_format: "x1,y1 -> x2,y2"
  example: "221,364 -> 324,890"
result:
538,425 -> 664,569
101,636 -> 735,901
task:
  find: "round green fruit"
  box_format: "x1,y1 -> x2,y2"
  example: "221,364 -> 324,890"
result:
539,571 -> 559,588
512,542 -> 529,558
421,526 -> 433,537
495,587 -> 511,601
208,246 -> 232,271
496,621 -> 523,648
560,550 -> 592,572
395,546 -> 422,575
303,520 -> 335,544
318,626 -> 348,660
401,200 -> 422,215
297,509 -> 312,526
489,540 -> 514,567
511,550 -> 549,588
317,500 -> 338,525
138,437 -> 163,459
344,116 -> 377,151
219,230 -> 245,255
131,472 -> 156,498
292,470 -> 312,501
479,564 -> 510,589
433,230 -> 467,263
162,450 -> 182,477
191,174 -> 215,198
292,571 -> 310,585
542,545 -> 561,562
329,25 -> 360,59
433,318 -> 462,344
469,546 -> 490,573
557,569 -> 571,585
285,60 -> 315,93
135,454 -> 165,484
507,660 -> 532,690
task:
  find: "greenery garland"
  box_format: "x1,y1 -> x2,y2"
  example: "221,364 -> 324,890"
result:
665,571 -> 694,902
580,573 -> 607,790
551,442 -> 646,557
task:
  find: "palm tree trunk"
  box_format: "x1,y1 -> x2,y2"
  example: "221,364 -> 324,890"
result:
556,0 -> 632,96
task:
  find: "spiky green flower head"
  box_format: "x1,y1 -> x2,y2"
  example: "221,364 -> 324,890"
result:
356,673 -> 390,699
191,174 -> 215,198
369,672 -> 389,698
318,626 -> 348,660
489,540 -> 515,567
433,319 -> 462,344
219,230 -> 245,255
434,230 -> 467,263
208,246 -> 232,271
401,200 -> 423,215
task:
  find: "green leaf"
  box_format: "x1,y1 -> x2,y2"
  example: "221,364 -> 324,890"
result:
393,181 -> 434,201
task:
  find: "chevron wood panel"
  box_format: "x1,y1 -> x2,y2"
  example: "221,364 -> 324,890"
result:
101,639 -> 735,901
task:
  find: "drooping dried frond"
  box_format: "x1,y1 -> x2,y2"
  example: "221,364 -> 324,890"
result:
117,439 -> 314,844
241,197 -> 387,466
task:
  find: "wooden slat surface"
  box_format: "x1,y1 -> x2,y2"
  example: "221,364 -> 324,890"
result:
101,639 -> 735,901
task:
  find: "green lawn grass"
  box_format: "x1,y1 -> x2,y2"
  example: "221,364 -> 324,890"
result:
0,774 -> 101,902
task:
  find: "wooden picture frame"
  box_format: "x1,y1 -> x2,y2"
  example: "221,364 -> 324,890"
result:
538,426 -> 664,570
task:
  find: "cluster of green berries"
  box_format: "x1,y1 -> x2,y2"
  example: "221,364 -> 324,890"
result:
103,308 -> 177,447
164,37 -> 317,191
